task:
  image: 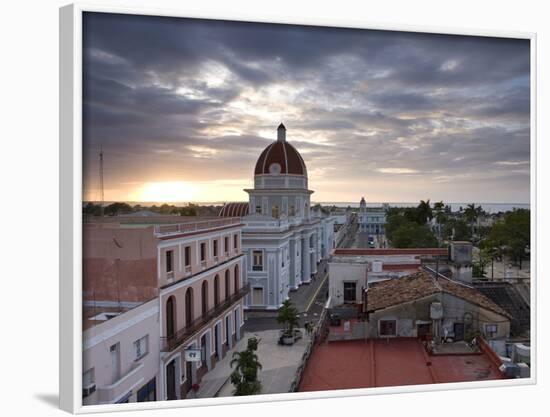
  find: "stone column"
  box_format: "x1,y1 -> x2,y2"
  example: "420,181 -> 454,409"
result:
311,232 -> 318,275
289,239 -> 296,289
302,236 -> 311,283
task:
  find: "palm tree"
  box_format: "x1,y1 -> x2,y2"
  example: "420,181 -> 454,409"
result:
433,201 -> 446,243
277,299 -> 300,338
464,203 -> 480,238
417,199 -> 433,224
230,337 -> 262,396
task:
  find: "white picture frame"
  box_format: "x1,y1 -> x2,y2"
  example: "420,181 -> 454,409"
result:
59,2 -> 537,414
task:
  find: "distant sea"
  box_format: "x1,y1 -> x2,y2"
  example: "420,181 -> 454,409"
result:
316,202 -> 530,214
85,200 -> 529,214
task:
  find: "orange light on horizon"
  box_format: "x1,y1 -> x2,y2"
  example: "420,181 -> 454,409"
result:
134,181 -> 198,203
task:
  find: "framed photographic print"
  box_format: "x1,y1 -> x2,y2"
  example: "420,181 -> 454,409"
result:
59,3 -> 536,414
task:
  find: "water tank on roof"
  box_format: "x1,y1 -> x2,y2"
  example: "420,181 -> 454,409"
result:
372,261 -> 383,273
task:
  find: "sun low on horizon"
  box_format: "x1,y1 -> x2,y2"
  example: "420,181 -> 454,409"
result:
117,180 -> 251,203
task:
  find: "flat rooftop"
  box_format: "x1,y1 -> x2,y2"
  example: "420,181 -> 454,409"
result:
84,216 -> 242,236
298,338 -> 504,392
83,304 -> 132,331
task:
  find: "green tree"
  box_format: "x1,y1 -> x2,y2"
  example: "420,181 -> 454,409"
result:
416,199 -> 433,224
473,250 -> 489,278
174,205 -> 198,216
443,218 -> 471,241
277,299 -> 300,337
433,201 -> 447,242
104,202 -> 133,216
489,209 -> 529,269
390,221 -> 438,248
83,202 -> 102,216
230,337 -> 262,396
480,244 -> 500,279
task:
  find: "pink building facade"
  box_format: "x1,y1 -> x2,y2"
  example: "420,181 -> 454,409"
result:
155,218 -> 247,400
83,217 -> 248,404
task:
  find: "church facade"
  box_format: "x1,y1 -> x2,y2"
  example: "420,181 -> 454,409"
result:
220,124 -> 335,310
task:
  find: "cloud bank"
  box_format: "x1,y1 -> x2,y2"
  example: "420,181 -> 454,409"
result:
83,12 -> 530,203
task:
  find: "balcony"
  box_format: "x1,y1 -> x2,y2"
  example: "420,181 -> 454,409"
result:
154,217 -> 241,237
161,283 -> 250,352
96,362 -> 144,404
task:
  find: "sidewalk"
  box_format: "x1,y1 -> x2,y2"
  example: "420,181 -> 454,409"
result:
216,329 -> 311,397
195,337 -> 249,399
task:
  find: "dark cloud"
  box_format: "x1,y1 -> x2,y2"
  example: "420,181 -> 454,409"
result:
82,12 -> 530,203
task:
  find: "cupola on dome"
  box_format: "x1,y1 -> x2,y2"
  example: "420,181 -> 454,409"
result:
254,123 -> 308,177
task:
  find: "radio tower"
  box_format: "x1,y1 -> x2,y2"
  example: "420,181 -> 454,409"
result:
99,146 -> 104,217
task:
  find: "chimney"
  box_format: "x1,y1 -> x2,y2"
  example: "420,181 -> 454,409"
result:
277,123 -> 286,142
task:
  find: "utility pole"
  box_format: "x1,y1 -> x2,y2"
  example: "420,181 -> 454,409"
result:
99,146 -> 104,217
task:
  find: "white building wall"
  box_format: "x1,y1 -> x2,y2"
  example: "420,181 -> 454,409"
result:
328,262 -> 367,307
82,299 -> 160,405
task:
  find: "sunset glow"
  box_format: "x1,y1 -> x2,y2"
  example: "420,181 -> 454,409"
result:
135,181 -> 198,203
82,14 -> 530,204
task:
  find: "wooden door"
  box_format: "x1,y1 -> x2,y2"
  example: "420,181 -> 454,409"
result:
166,360 -> 176,400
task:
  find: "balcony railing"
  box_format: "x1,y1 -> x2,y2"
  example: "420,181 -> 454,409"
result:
161,283 -> 250,352
154,217 -> 241,237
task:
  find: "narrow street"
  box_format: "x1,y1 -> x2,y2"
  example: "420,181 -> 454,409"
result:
243,259 -> 329,332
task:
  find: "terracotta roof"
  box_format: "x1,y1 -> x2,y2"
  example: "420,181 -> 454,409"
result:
381,264 -> 421,271
219,202 -> 249,218
254,141 -> 307,176
366,270 -> 510,318
335,248 -> 448,256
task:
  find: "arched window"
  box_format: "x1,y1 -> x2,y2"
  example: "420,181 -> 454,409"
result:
225,270 -> 231,299
201,281 -> 209,315
185,287 -> 193,327
214,275 -> 220,306
234,264 -> 240,292
166,296 -> 176,338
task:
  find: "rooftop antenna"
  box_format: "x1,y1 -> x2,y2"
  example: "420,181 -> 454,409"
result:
99,145 -> 104,216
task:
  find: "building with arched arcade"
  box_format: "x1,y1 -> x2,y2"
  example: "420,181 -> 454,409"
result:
83,216 -> 248,403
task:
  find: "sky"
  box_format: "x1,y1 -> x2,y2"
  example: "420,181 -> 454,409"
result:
82,12 -> 531,204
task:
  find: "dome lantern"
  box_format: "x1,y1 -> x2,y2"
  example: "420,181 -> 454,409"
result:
277,123 -> 286,142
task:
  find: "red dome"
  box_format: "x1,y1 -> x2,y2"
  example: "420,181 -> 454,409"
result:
219,202 -> 249,217
254,141 -> 307,176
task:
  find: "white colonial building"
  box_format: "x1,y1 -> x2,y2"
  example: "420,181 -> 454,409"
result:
358,196 -> 387,235
220,124 -> 335,310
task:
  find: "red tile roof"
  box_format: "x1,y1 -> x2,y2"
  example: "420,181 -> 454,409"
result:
366,270 -> 510,318
382,263 -> 421,271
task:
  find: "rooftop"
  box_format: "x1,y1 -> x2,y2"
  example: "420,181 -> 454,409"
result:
334,248 -> 448,256
85,216 -> 242,237
365,270 -> 511,318
299,338 -> 505,392
83,304 -> 133,331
